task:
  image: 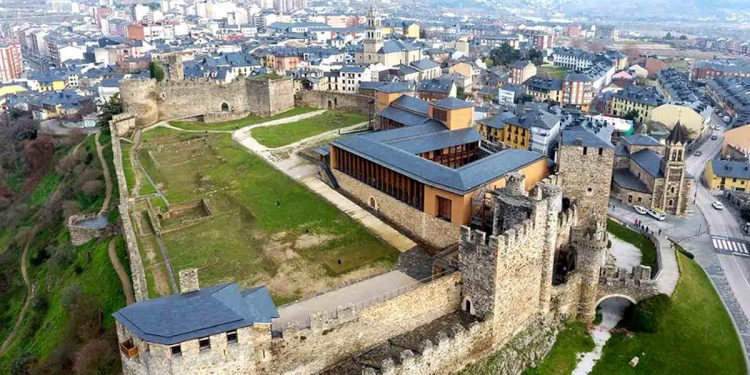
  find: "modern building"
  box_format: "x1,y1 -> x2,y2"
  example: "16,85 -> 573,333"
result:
525,77 -> 562,103
0,43 -> 22,82
691,59 -> 750,82
417,77 -> 457,101
721,124 -> 750,161
478,107 -> 561,156
611,124 -> 694,216
509,60 -> 537,85
648,104 -> 708,140
705,158 -> 750,191
329,93 -> 549,248
608,85 -> 665,124
325,65 -> 373,93
705,77 -> 750,126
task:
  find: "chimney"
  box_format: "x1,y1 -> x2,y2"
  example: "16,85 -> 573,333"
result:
179,268 -> 200,293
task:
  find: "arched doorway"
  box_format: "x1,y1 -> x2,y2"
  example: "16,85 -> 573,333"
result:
327,99 -> 334,109
594,295 -> 635,327
221,102 -> 229,112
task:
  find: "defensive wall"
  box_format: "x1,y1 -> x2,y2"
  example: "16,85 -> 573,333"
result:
66,213 -> 110,246
119,77 -> 295,127
109,115 -> 149,302
297,91 -> 374,116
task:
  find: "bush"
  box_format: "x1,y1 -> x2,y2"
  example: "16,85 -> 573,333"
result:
32,293 -> 49,312
619,293 -> 671,333
10,351 -> 36,375
82,180 -> 104,197
29,248 -> 51,266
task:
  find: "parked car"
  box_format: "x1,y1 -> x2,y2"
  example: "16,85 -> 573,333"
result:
633,205 -> 648,214
714,124 -> 722,130
712,201 -> 725,210
723,115 -> 732,123
647,209 -> 666,221
693,150 -> 702,156
711,134 -> 719,140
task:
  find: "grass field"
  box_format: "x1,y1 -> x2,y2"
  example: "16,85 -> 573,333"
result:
590,252 -> 745,374
537,65 -> 568,80
135,129 -> 398,304
169,107 -> 318,131
607,219 -> 658,274
251,111 -> 368,148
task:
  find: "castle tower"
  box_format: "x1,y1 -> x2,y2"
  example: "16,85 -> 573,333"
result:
362,3 -> 384,64
162,54 -> 184,81
653,122 -> 689,215
557,133 -> 615,219
573,216 -> 608,322
459,173 -> 562,345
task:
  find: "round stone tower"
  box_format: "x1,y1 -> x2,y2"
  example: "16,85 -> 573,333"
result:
572,215 -> 608,321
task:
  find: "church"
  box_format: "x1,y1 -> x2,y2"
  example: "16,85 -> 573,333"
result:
611,123 -> 694,216
355,6 -> 422,67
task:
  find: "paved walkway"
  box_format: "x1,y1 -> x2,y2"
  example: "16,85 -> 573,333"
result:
608,202 -> 679,296
231,118 -> 416,252
272,270 -> 417,330
302,176 -> 416,252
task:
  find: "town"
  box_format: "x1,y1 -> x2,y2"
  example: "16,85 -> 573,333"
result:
0,0 -> 749,374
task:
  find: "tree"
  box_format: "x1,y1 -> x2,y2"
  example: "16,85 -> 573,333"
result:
679,35 -> 688,40
96,94 -> 123,128
665,32 -> 674,40
527,48 -> 544,65
149,61 -> 165,82
623,109 -> 640,122
489,43 -> 521,67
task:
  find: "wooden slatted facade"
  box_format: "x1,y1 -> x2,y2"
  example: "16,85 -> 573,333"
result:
334,148 -> 425,210
417,142 -> 479,168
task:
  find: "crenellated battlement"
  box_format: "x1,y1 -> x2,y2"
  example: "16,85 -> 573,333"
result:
599,264 -> 653,285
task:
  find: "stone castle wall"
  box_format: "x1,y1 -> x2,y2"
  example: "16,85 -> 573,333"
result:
332,170 -> 459,249
109,116 -> 149,302
298,91 -> 374,116
261,273 -> 462,375
558,144 -> 615,218
119,77 -> 295,127
67,213 -> 110,246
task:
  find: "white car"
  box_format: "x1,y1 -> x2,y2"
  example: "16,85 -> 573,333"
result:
712,201 -> 725,210
647,209 -> 666,221
714,124 -> 722,130
633,205 -> 648,215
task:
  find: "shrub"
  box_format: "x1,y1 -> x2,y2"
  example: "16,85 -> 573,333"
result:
10,351 -> 36,375
32,293 -> 49,312
29,248 -> 51,266
619,293 -> 671,333
82,180 -> 104,197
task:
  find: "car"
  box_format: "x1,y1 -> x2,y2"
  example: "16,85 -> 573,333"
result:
714,124 -> 722,130
647,209 -> 666,221
712,201 -> 725,210
633,205 -> 648,214
711,134 -> 718,140
693,150 -> 702,156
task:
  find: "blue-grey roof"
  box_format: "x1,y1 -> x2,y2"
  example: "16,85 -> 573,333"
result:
631,149 -> 664,178
418,78 -> 454,94
410,58 -> 440,71
479,112 -> 514,130
332,125 -> 545,194
432,97 -> 472,110
562,125 -> 614,148
505,109 -> 560,130
379,106 -> 431,127
710,158 -> 750,179
341,65 -> 367,73
613,169 -> 652,193
623,134 -> 661,146
373,82 -> 413,93
379,39 -> 420,54
392,95 -> 429,115
113,284 -> 278,345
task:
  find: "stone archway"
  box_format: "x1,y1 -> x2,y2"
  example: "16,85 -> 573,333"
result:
462,296 -> 476,316
221,102 -> 230,112
595,293 -> 637,307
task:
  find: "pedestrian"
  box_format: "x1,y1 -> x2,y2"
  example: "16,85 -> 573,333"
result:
659,229 -> 662,235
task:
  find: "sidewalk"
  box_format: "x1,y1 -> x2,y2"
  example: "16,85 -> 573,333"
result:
272,270 -> 416,330
608,202 -> 679,296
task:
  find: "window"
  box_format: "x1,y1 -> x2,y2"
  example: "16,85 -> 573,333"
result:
432,108 -> 448,122
436,196 -> 452,222
199,337 -> 211,351
227,330 -> 238,344
598,148 -> 603,156
582,147 -> 588,155
170,344 -> 182,357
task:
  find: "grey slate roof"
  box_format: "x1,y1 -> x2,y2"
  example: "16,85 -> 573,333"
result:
410,58 -> 440,71
432,97 -> 472,110
392,95 -> 429,115
710,158 -> 750,179
505,109 -> 560,130
631,149 -> 664,178
332,124 -> 545,194
379,106 -> 431,127
418,78 -> 455,95
613,85 -> 665,107
666,123 -> 690,144
613,169 -> 652,193
623,134 -> 661,146
113,284 -> 278,345
479,112 -> 515,130
562,125 -> 614,148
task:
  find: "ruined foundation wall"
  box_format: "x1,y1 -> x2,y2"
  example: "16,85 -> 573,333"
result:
298,91 -> 373,115
263,273 -> 462,375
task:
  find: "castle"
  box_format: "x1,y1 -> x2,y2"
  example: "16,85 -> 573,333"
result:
118,55 -> 295,128
112,172 -> 658,375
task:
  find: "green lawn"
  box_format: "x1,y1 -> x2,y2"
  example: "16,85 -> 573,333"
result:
590,252 -> 745,374
251,111 -> 368,148
607,219 -> 658,275
169,107 -> 318,131
136,129 -> 398,303
120,141 -> 136,195
29,174 -> 61,207
459,322 -> 594,375
537,65 -> 568,80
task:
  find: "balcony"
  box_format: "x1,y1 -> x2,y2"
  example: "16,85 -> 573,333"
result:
120,339 -> 140,359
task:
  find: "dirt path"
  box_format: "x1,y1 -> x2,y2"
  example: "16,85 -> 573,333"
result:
0,229 -> 35,356
95,132 -> 113,216
108,239 -> 135,305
